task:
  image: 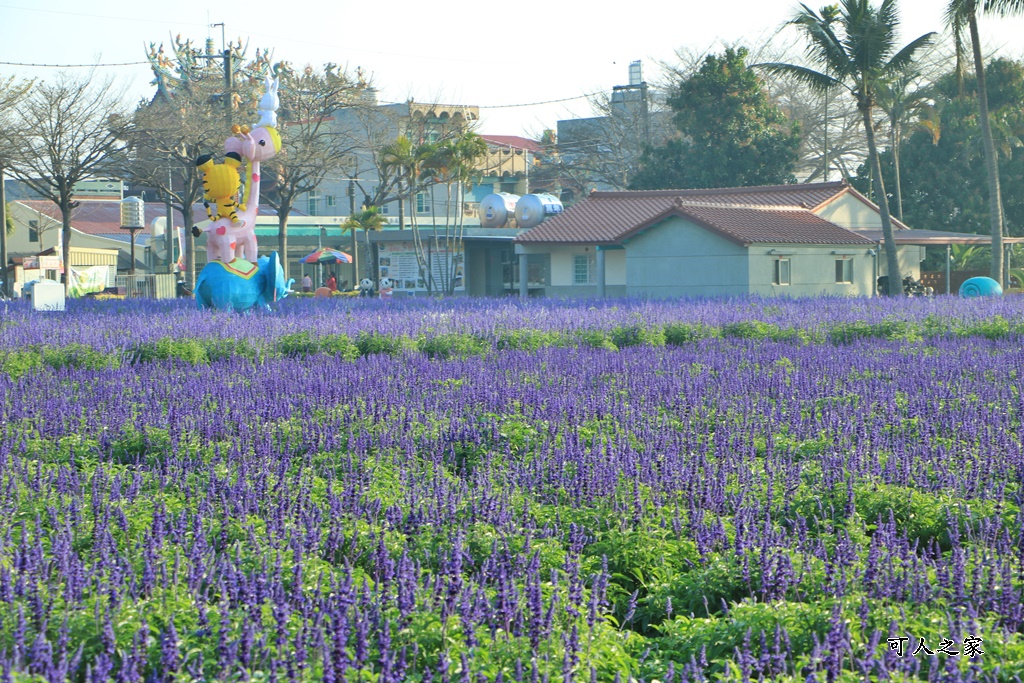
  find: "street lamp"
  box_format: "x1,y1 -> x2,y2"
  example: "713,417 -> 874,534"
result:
120,196 -> 145,276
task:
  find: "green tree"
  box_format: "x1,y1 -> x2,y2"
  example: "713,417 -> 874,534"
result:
852,58 -> 1024,240
416,132 -> 487,295
945,0 -> 1024,284
758,0 -> 934,296
630,47 -> 801,190
341,206 -> 388,281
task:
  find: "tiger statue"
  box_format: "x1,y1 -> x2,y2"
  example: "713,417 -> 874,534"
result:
196,152 -> 244,227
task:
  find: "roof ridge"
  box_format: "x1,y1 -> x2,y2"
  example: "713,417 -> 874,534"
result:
591,181 -> 847,199
674,199 -> 810,211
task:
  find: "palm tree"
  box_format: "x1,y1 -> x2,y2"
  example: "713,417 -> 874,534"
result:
759,0 -> 934,296
380,136 -> 437,230
875,71 -> 936,221
945,0 -> 1024,285
341,206 -> 388,281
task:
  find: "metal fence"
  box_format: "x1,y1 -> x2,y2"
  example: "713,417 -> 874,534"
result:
115,274 -> 177,299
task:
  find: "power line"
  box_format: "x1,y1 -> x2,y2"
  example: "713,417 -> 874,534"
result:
380,92 -> 604,111
0,60 -> 149,68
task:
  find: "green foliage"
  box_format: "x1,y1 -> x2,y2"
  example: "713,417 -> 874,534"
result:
853,58 -> 1024,238
663,322 -> 718,346
828,319 -> 920,344
495,328 -> 565,351
129,337 -> 209,364
416,333 -> 488,359
575,328 -> 618,351
0,349 -> 43,379
657,601 -> 832,676
609,324 -> 666,348
356,330 -> 408,356
630,47 -> 800,190
721,320 -> 800,342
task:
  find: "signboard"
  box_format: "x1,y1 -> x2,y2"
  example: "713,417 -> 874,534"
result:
378,241 -> 465,293
39,256 -> 61,270
68,266 -> 109,298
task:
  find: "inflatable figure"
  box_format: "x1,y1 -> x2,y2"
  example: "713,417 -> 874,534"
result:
192,77 -> 282,265
194,251 -> 294,312
256,75 -> 279,129
358,277 -> 374,297
196,152 -> 244,225
379,277 -> 394,299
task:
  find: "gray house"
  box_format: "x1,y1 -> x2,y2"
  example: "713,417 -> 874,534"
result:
513,181 -> 934,298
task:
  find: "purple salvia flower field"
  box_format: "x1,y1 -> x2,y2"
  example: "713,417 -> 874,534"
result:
2,295 -> 1024,681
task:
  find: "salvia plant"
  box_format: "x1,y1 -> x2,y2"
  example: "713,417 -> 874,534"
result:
0,294 -> 1023,681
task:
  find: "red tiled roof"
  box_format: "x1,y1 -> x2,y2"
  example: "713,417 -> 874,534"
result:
515,182 -> 877,245
480,135 -> 544,153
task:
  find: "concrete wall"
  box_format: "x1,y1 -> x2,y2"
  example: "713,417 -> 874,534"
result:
815,194 -> 884,229
623,217 -> 750,298
747,245 -> 876,297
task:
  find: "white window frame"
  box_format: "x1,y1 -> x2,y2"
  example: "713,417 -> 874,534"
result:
416,192 -> 430,213
773,258 -> 791,286
835,258 -> 853,284
573,253 -> 596,286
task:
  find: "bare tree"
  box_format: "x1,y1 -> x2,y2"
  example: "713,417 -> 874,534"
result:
0,75 -> 33,296
0,71 -> 131,292
554,85 -> 671,193
263,63 -> 369,279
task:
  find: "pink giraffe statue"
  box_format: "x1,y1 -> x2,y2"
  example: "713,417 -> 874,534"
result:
198,75 -> 281,264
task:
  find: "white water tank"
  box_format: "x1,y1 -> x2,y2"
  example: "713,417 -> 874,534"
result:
479,192 -> 520,228
514,193 -> 563,230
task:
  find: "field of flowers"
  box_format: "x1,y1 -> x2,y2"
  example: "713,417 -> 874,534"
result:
2,295 -> 1024,682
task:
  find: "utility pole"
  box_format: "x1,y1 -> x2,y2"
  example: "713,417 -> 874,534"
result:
164,167 -> 174,274
0,165 -> 7,297
348,180 -> 359,284
198,25 -> 233,126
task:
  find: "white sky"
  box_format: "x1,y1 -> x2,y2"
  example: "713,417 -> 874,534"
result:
1,0 -> 1022,138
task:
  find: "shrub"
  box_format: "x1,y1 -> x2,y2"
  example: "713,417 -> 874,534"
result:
417,333 -> 488,359
356,331 -> 406,356
575,328 -> 618,351
610,324 -> 666,348
663,322 -> 716,346
129,337 -> 209,364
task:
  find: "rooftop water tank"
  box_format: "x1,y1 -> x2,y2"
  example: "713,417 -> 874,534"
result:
514,193 -> 563,230
479,192 -> 520,228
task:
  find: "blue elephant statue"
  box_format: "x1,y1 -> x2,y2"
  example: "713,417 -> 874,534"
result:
194,252 -> 295,311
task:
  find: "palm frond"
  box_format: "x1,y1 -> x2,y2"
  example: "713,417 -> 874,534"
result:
884,32 -> 937,75
754,62 -> 844,94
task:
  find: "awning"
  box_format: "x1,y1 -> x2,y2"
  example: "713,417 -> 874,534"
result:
858,229 -> 1024,246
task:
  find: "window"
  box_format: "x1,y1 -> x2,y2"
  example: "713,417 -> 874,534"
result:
381,202 -> 390,215
326,195 -> 336,207
773,258 -> 791,286
307,196 -> 319,216
835,258 -> 853,284
28,220 -> 39,243
574,253 -> 596,286
416,193 -> 430,213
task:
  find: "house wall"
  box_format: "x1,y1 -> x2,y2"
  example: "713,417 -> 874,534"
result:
623,217 -> 750,298
536,245 -> 625,298
747,244 -> 876,297
815,194 -> 883,229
